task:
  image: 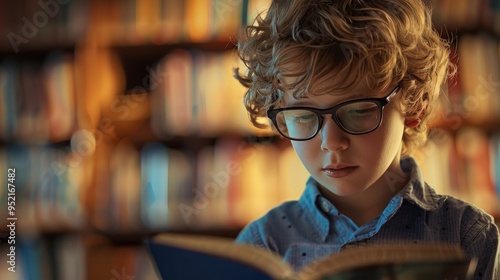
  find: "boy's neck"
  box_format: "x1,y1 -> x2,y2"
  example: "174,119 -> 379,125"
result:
320,168 -> 409,227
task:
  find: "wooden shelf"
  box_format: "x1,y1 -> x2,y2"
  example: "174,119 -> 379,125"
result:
0,42 -> 78,57
431,115 -> 500,133
96,227 -> 242,245
110,39 -> 237,53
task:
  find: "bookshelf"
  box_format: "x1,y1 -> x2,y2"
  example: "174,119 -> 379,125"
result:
0,0 -> 499,279
420,0 -> 500,220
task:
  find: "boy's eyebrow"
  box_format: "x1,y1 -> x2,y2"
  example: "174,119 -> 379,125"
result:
282,91 -> 363,108
282,84 -> 395,107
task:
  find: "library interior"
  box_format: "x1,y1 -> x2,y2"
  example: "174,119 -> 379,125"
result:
0,0 -> 499,279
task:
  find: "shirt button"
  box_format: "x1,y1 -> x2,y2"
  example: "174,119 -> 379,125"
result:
321,200 -> 331,212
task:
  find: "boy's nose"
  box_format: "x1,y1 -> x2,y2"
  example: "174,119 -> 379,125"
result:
319,116 -> 350,152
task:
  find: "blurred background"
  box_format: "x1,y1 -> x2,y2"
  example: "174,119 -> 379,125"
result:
0,0 -> 499,279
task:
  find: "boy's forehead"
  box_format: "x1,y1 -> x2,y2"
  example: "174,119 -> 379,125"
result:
279,66 -> 370,99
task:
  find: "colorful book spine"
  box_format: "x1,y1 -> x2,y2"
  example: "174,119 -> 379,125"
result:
140,142 -> 170,229
0,59 -> 18,141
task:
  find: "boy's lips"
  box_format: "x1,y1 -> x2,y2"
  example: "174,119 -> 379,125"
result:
322,165 -> 358,178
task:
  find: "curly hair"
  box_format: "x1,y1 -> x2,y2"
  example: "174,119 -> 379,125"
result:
234,0 -> 455,156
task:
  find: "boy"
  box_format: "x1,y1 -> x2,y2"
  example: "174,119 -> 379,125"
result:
233,0 -> 500,279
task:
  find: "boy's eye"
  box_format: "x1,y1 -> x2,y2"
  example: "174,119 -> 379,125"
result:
351,107 -> 378,116
291,113 -> 316,124
342,103 -> 378,118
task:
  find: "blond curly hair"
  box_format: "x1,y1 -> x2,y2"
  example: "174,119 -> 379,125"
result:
234,0 -> 455,156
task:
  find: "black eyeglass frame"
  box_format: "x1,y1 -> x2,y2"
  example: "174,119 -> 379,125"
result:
267,84 -> 402,141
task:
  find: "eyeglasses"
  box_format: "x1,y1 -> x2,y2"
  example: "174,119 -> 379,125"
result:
267,84 -> 401,141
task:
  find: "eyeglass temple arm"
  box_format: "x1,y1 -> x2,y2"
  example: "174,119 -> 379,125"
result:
386,84 -> 401,102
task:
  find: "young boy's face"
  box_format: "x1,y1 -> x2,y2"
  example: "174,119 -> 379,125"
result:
280,74 -> 407,201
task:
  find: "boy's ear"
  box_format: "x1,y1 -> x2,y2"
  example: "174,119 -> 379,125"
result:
404,119 -> 421,128
404,99 -> 428,128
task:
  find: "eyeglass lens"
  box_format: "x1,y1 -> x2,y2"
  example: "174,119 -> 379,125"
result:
275,101 -> 381,139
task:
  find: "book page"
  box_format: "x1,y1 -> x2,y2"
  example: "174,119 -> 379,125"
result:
298,243 -> 468,280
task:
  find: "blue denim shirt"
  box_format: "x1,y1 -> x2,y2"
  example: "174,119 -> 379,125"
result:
235,157 -> 500,279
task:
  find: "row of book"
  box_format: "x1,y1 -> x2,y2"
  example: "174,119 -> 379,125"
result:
431,0 -> 500,32
0,137 -> 308,234
438,33 -> 500,125
0,234 -> 158,280
415,127 -> 500,216
1,129 -> 499,235
149,49 -> 271,138
0,0 -> 88,53
92,0 -> 271,46
0,47 -> 275,144
0,143 -> 86,234
0,0 -> 274,51
0,234 -> 86,280
0,51 -> 78,143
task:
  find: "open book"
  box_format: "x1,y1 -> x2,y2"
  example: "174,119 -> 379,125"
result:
146,233 -> 477,280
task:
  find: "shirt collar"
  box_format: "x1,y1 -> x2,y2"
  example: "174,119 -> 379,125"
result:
399,157 -> 445,210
